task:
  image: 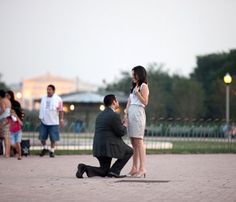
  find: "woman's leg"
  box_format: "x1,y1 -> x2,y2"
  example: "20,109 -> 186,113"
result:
129,138 -> 139,174
15,142 -> 22,159
4,134 -> 10,158
138,139 -> 146,173
134,138 -> 146,174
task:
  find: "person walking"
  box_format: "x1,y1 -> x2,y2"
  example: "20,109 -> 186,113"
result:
76,94 -> 133,178
38,84 -> 64,158
124,66 -> 149,178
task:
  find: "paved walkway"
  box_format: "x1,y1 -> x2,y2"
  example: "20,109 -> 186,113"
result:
0,154 -> 236,202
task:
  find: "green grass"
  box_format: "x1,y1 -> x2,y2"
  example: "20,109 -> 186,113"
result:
148,141 -> 236,154
29,141 -> 236,155
30,149 -> 93,155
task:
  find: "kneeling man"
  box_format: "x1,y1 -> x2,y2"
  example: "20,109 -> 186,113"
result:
76,94 -> 133,178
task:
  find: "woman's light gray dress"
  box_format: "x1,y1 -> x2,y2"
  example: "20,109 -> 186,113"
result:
127,83 -> 149,139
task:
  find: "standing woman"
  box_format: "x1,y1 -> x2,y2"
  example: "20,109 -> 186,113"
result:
6,91 -> 23,160
125,66 -> 149,178
0,90 -> 12,158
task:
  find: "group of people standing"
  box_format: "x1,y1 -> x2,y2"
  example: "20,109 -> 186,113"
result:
0,90 -> 23,159
1,65 -> 150,178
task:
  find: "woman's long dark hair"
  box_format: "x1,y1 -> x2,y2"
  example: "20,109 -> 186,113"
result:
6,90 -> 15,102
7,90 -> 24,120
130,66 -> 147,93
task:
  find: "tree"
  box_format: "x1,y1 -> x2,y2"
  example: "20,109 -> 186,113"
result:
171,76 -> 205,119
105,71 -> 131,94
146,64 -> 174,122
104,63 -> 206,125
191,49 -> 236,120
0,73 -> 8,90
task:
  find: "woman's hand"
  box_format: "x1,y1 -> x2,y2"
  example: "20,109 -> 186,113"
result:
134,84 -> 149,106
10,109 -> 16,116
133,86 -> 140,95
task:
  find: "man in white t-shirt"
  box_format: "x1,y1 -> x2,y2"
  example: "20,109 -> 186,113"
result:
39,84 -> 64,157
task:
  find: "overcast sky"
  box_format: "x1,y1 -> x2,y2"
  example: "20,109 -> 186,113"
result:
0,0 -> 236,86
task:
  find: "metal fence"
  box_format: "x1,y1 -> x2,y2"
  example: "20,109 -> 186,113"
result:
22,120 -> 236,153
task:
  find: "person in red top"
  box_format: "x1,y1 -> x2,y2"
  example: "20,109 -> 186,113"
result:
8,109 -> 23,160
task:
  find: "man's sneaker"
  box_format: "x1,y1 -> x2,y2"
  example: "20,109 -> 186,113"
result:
39,149 -> 48,157
49,151 -> 55,158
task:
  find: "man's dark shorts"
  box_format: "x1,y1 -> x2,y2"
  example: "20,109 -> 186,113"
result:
39,122 -> 60,142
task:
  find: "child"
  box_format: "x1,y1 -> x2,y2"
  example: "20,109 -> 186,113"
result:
8,109 -> 23,160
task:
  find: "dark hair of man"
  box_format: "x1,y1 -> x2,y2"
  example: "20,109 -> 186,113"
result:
103,94 -> 116,107
0,90 -> 6,98
47,84 -> 56,91
130,65 -> 148,93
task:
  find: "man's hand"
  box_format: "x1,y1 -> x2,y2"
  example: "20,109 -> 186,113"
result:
60,119 -> 65,128
122,117 -> 128,128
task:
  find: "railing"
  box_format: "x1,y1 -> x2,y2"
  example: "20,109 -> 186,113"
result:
21,120 -> 236,153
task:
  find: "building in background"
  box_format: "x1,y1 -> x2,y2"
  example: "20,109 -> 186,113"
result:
9,73 -> 98,110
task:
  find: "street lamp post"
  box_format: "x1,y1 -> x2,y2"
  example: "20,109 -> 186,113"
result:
223,73 -> 232,139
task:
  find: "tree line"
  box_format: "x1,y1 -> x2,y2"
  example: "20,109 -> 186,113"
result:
105,49 -> 236,125
1,50 -> 235,125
